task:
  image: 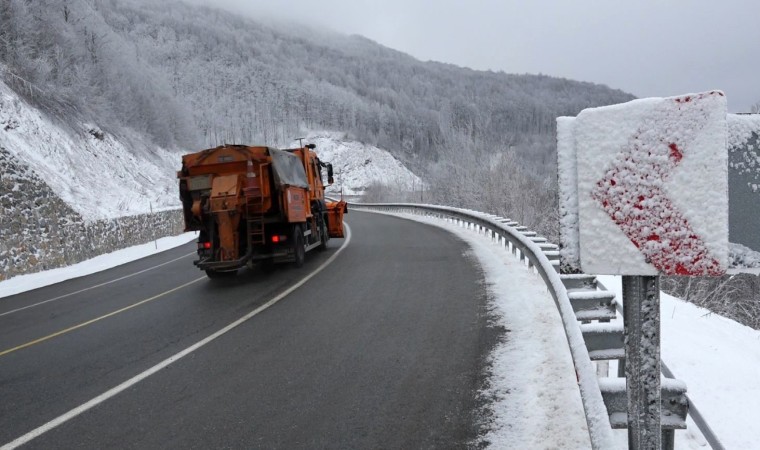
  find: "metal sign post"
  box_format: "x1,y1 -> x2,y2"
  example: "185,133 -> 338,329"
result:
622,275 -> 662,450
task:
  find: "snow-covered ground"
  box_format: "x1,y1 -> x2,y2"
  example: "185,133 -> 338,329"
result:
0,80 -> 184,221
410,214 -> 592,448
304,131 -> 421,197
389,211 -> 751,449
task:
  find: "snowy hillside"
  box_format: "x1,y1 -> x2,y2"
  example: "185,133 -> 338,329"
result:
0,79 -> 182,221
0,78 -> 418,221
304,132 -> 422,197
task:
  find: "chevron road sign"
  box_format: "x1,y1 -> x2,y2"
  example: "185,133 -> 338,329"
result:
559,91 -> 729,276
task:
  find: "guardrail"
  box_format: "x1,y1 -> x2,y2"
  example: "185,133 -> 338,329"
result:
349,202 -> 618,449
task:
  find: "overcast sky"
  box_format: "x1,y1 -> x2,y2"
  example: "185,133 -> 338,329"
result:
188,0 -> 759,112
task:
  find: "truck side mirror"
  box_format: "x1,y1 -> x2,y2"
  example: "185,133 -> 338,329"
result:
327,164 -> 334,185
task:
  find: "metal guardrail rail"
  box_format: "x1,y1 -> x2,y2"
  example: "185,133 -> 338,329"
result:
350,202 -> 618,449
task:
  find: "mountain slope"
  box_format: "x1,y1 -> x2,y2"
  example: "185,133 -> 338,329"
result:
0,79 -> 180,220
307,132 -> 421,197
104,0 -> 634,165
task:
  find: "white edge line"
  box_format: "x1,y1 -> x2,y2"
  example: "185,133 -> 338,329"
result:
0,223 -> 352,450
0,252 -> 196,318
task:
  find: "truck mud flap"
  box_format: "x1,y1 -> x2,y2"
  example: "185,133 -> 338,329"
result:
326,200 -> 348,238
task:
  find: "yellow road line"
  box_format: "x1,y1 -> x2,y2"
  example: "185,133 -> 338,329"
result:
0,277 -> 205,358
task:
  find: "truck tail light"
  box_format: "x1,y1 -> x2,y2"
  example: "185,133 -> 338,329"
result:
199,242 -> 211,249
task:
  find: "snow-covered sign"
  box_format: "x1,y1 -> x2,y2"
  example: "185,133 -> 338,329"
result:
559,91 -> 729,276
727,114 -> 760,272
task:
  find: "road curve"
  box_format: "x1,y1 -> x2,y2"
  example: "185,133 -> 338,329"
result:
1,211 -> 494,449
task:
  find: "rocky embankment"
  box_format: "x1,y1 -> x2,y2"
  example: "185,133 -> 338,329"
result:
0,147 -> 182,280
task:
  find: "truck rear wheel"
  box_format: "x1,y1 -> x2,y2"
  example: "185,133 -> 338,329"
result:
293,225 -> 305,268
318,215 -> 329,251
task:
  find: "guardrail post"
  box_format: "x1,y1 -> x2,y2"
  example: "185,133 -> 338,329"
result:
622,275 -> 662,450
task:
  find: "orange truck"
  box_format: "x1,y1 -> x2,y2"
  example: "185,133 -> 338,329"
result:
178,143 -> 347,278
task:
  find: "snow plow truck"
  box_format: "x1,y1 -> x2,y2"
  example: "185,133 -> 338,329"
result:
178,143 -> 347,278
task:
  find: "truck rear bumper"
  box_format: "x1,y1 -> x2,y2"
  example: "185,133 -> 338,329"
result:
194,250 -> 291,270
194,258 -> 247,271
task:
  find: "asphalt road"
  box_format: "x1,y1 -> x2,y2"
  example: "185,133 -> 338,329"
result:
0,211 -> 494,449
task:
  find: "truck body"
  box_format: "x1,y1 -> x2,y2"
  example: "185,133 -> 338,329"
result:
178,144 -> 347,277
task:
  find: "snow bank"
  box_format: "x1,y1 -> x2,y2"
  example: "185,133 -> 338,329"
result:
0,78 -> 194,280
0,232 -> 197,299
0,145 -> 186,280
373,210 -> 593,449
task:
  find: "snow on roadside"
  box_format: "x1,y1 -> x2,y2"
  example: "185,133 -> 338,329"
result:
379,210 -> 732,449
376,211 -> 591,449
600,274 -> 760,450
0,232 -> 197,299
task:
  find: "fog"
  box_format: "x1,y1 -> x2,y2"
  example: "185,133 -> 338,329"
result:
185,0 -> 760,112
